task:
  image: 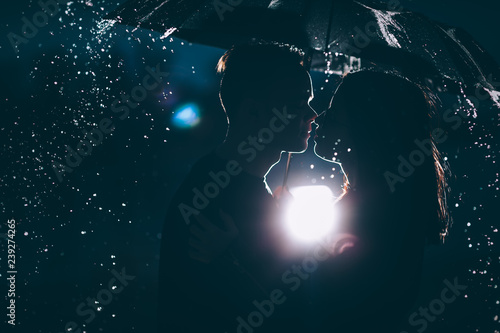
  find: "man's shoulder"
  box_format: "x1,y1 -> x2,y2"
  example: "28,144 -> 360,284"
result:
169,151 -> 225,202
164,151 -> 232,226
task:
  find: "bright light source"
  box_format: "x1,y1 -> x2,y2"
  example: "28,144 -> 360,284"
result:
172,103 -> 200,128
283,185 -> 338,244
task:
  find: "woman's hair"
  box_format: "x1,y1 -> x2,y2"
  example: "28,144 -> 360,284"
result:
334,71 -> 451,243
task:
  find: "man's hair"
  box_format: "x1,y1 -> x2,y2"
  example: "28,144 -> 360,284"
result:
216,42 -> 305,120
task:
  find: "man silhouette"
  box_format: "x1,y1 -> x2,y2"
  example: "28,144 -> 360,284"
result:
158,42 -> 317,333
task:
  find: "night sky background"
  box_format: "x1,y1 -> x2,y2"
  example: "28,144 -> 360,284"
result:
1,0 -> 499,332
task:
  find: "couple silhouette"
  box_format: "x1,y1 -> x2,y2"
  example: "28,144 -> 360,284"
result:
158,42 -> 451,333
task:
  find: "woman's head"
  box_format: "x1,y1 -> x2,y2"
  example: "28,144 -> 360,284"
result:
315,71 -> 450,243
315,72 -> 431,171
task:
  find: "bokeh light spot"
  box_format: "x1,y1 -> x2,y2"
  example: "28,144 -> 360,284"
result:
172,103 -> 200,128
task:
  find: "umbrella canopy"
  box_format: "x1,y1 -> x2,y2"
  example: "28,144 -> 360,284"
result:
104,0 -> 500,102
320,0 -> 500,99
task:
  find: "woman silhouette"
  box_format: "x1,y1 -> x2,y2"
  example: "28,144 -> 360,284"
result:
187,71 -> 452,333
309,71 -> 451,332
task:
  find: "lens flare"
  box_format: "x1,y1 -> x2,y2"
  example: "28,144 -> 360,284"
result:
284,185 -> 338,243
172,103 -> 200,128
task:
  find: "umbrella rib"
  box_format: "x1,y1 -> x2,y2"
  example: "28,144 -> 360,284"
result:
282,152 -> 292,189
324,0 -> 336,54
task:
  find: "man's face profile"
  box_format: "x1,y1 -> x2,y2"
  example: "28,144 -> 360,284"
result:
267,70 -> 317,153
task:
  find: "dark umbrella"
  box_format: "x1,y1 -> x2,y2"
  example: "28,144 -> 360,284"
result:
104,0 -> 499,100
104,0 -> 500,191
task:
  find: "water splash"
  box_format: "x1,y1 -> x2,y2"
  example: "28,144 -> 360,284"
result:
357,2 -> 405,48
483,87 -> 500,108
160,27 -> 178,40
95,19 -> 116,38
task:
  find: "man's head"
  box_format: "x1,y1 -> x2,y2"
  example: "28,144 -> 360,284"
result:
217,42 -> 317,153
